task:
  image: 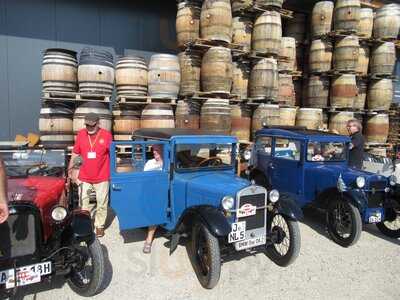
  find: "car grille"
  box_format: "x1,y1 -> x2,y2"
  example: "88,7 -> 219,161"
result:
237,193 -> 266,230
0,207 -> 38,260
369,180 -> 387,191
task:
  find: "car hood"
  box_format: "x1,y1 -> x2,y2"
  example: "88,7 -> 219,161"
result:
177,171 -> 250,208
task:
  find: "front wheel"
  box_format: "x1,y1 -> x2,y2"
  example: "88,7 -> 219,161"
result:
326,199 -> 362,247
187,223 -> 221,289
67,237 -> 105,297
376,209 -> 400,238
265,214 -> 301,267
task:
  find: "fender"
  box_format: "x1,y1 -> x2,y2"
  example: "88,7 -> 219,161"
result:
343,190 -> 368,212
68,210 -> 94,243
276,193 -> 303,220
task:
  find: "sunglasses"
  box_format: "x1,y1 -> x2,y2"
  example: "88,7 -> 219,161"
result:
85,123 -> 97,129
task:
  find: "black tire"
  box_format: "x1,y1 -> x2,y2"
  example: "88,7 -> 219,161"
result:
187,223 -> 221,289
265,214 -> 301,267
376,212 -> 400,238
326,199 -> 362,247
67,237 -> 105,297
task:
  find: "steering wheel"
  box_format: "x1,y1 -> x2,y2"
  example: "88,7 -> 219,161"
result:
197,157 -> 223,167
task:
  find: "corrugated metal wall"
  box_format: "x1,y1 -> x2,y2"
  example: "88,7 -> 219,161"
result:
0,0 -> 177,140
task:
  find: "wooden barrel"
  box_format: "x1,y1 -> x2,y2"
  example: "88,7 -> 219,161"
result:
373,4 -> 400,40
115,56 -> 148,97
78,48 -> 114,95
178,51 -> 201,97
176,2 -> 201,48
231,104 -> 251,141
175,100 -> 201,129
296,108 -> 323,130
200,99 -> 231,134
305,75 -> 330,108
252,104 -> 280,139
355,79 -> 367,110
201,47 -> 232,93
367,79 -> 393,110
42,48 -> 78,92
283,13 -> 307,43
232,0 -> 253,14
255,0 -> 284,8
370,42 -> 396,75
148,54 -> 181,98
278,74 -> 295,106
112,105 -> 141,140
358,8 -> 373,38
279,37 -> 296,71
39,104 -> 74,147
279,107 -> 297,126
356,43 -> 370,76
200,0 -> 232,43
311,1 -> 334,38
365,113 -> 389,143
334,0 -> 361,32
330,74 -> 357,108
249,58 -> 278,100
309,39 -> 333,73
252,11 -> 282,55
333,35 -> 359,72
232,60 -> 250,100
141,104 -> 175,128
73,102 -> 112,134
329,111 -> 354,135
232,17 -> 253,52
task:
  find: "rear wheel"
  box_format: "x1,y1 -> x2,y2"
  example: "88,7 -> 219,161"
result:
376,208 -> 400,238
67,238 -> 105,297
187,223 -> 221,289
326,199 -> 362,247
265,214 -> 301,267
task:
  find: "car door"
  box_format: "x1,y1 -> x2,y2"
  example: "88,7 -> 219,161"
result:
110,141 -> 170,231
270,137 -> 304,199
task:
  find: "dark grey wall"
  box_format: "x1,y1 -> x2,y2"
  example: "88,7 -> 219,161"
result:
0,0 -> 177,140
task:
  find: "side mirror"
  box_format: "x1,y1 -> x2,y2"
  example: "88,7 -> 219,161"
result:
73,156 -> 83,168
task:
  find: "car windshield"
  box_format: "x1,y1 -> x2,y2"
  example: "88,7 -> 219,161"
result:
307,142 -> 346,162
175,143 -> 234,170
1,149 -> 66,177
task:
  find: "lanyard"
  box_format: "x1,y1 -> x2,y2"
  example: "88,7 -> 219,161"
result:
88,131 -> 100,152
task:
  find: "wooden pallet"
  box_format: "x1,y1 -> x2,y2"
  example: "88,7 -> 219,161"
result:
116,95 -> 177,105
246,98 -> 279,105
364,142 -> 393,149
42,91 -> 111,102
181,38 -> 247,56
248,51 -> 279,59
365,109 -> 391,115
369,74 -> 397,80
327,106 -> 366,113
360,0 -> 382,9
233,4 -> 293,19
182,91 -> 239,100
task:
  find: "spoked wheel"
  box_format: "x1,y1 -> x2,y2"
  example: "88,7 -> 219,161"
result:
68,238 -> 105,297
187,223 -> 221,289
326,199 -> 362,247
266,214 -> 301,267
376,208 -> 400,238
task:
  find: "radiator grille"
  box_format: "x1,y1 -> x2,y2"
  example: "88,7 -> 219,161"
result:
237,193 -> 266,230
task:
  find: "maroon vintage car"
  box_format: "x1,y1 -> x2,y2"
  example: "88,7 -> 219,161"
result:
0,147 -> 105,297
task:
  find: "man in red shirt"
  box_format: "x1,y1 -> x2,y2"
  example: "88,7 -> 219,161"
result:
69,113 -> 112,237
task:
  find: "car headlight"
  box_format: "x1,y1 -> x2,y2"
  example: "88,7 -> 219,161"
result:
356,176 -> 366,188
51,206 -> 67,222
269,189 -> 280,203
243,150 -> 252,161
389,175 -> 397,186
221,196 -> 234,210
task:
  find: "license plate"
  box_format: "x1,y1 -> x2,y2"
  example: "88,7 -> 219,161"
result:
228,221 -> 246,243
235,235 -> 266,251
237,203 -> 257,218
0,261 -> 52,289
369,213 -> 382,223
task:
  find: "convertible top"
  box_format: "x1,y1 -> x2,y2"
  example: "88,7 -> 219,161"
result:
132,128 -> 231,140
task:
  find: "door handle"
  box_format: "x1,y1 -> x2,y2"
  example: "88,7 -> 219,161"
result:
112,184 -> 122,191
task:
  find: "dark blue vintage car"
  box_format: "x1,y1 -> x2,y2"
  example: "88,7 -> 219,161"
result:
110,129 -> 301,289
249,126 -> 400,247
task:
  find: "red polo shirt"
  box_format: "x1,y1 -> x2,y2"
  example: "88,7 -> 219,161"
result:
73,128 -> 112,183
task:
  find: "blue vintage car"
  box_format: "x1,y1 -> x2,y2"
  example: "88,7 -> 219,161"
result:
249,126 -> 400,247
110,129 -> 301,289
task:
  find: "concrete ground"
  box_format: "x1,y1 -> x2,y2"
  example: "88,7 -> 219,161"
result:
11,209 -> 400,300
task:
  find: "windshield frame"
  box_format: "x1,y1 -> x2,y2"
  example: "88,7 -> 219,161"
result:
306,141 -> 348,163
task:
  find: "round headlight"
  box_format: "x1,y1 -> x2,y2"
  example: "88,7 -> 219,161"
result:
243,150 -> 252,161
51,206 -> 67,222
356,176 -> 366,188
269,189 -> 280,203
389,175 -> 397,186
221,196 -> 234,210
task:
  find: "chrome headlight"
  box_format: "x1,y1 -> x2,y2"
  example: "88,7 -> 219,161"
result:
356,176 -> 366,188
269,189 -> 280,203
51,206 -> 67,222
389,175 -> 397,186
221,196 -> 235,210
243,150 -> 252,161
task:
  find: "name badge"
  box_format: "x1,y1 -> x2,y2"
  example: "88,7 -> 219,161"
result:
87,152 -> 97,159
